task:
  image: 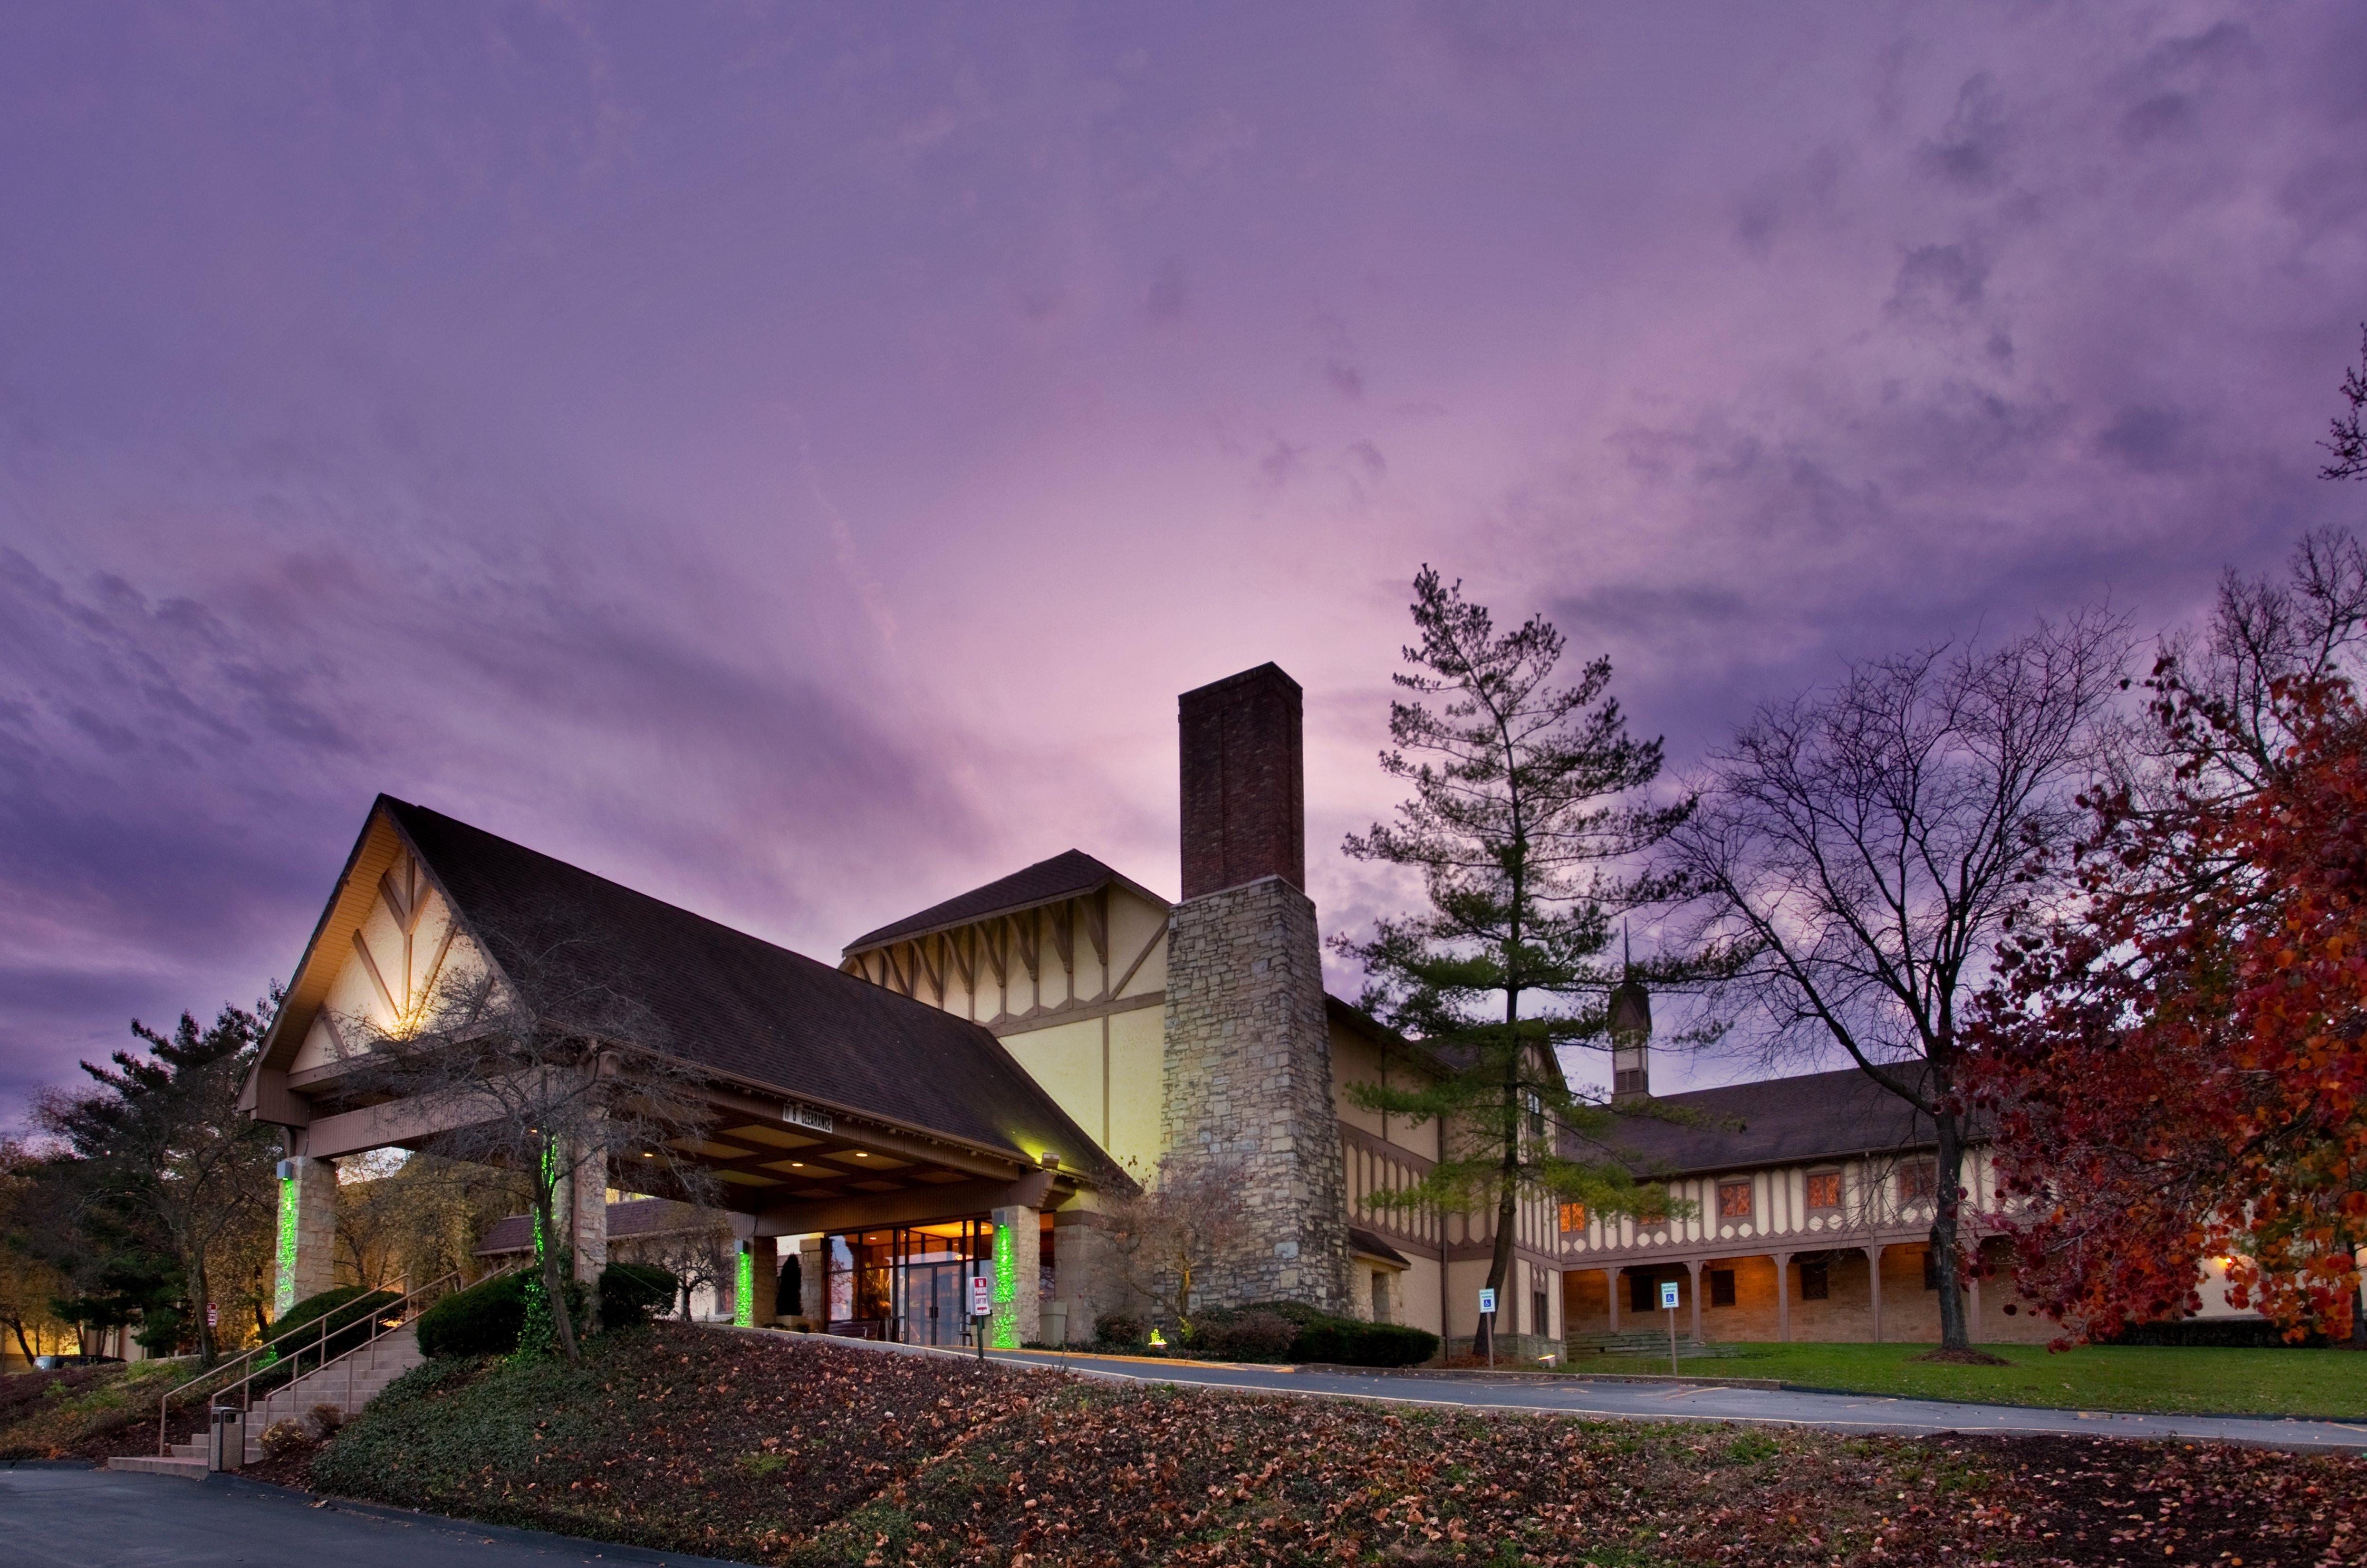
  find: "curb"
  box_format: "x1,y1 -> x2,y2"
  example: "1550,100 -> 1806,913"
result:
0,1458 -> 102,1469
201,1472 -> 761,1565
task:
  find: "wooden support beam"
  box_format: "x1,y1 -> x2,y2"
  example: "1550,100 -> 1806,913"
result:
349,931 -> 400,1021
949,925 -> 975,993
1050,899 -> 1074,982
916,935 -> 944,1006
1013,912 -> 1039,982
1085,887 -> 1108,972
1110,922 -> 1163,998
983,921 -> 1008,987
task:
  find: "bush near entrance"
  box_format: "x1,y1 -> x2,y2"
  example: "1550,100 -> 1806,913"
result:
1212,1300 -> 1439,1366
416,1265 -> 681,1358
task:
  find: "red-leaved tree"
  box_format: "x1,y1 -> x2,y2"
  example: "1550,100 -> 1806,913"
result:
1973,532 -> 2367,1344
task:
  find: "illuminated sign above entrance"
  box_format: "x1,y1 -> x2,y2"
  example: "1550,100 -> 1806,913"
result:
782,1102 -> 835,1134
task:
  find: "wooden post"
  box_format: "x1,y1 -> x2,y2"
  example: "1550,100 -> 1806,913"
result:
1687,1260 -> 1703,1344
1868,1245 -> 1884,1344
1774,1252 -> 1792,1343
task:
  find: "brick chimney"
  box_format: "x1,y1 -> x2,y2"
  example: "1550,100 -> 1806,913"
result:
1160,661 -> 1347,1313
1178,662 -> 1306,899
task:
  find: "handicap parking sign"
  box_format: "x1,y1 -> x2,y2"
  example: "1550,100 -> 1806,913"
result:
1659,1280 -> 1680,1310
1477,1287 -> 1496,1315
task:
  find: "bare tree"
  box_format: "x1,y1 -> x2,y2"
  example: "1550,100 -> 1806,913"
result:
334,920 -> 719,1363
630,1207 -> 735,1320
1103,1156 -> 1254,1339
1666,616 -> 2125,1357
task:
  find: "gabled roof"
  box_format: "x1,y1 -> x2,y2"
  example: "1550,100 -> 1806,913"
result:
844,849 -> 1170,955
1584,1065 -> 1958,1179
263,796 -> 1119,1184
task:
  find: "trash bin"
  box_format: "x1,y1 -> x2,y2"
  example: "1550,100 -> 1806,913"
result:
208,1406 -> 244,1472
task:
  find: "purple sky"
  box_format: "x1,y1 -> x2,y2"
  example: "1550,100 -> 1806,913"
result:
3,2 -> 2362,1126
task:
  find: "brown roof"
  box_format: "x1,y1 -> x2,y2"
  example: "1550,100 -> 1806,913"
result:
1585,1066 -> 1960,1179
477,1197 -> 717,1256
844,850 -> 1168,954
1346,1226 -> 1411,1269
381,797 -> 1121,1185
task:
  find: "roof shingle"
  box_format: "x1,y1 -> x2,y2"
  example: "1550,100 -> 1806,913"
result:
382,797 -> 1119,1184
1586,1066 -> 1958,1178
844,850 -> 1162,953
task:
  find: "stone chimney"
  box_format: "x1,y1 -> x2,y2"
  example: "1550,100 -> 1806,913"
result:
1178,662 -> 1306,898
1160,662 -> 1347,1312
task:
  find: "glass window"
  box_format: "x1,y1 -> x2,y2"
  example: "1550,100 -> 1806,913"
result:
1799,1257 -> 1830,1300
1717,1180 -> 1753,1220
1805,1171 -> 1843,1210
1558,1202 -> 1588,1233
1708,1269 -> 1736,1308
1897,1162 -> 1937,1205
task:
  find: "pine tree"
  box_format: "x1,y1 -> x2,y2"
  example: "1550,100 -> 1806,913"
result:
1337,569 -> 1693,1346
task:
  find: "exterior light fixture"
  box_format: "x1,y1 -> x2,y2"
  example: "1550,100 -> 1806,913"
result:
789,1161 -> 803,1167
1039,1151 -> 1059,1169
852,1151 -> 866,1157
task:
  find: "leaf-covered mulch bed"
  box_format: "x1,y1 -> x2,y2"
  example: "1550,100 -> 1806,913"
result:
0,1359 -> 212,1460
304,1323 -> 2367,1566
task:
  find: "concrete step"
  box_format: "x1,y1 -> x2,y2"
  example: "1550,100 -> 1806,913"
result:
110,1456 -> 208,1480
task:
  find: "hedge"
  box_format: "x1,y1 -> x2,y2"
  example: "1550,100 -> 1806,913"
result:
1225,1300 -> 1439,1367
2108,1318 -> 2329,1349
416,1264 -> 680,1358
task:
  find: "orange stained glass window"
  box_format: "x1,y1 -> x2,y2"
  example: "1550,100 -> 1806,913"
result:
1558,1202 -> 1588,1233
1805,1172 -> 1843,1210
1717,1180 -> 1753,1220
1897,1161 -> 1937,1204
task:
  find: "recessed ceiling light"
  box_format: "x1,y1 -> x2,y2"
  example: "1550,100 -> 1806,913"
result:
790,1161 -> 803,1167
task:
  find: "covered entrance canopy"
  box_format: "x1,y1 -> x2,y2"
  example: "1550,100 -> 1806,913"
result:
238,796 -> 1122,1326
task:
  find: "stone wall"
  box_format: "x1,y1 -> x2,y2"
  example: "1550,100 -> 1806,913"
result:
1161,875 -> 1347,1311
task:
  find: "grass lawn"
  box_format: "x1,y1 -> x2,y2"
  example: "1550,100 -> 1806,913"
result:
1575,1341 -> 2367,1417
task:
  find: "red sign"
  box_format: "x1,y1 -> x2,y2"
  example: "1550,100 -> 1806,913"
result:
968,1274 -> 992,1318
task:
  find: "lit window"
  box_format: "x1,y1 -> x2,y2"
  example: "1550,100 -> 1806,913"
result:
1897,1162 -> 1937,1205
1558,1202 -> 1588,1233
1717,1180 -> 1753,1220
1805,1172 -> 1843,1211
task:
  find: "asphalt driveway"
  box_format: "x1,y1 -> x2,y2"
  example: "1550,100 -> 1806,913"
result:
0,1467 -> 751,1568
975,1344 -> 2367,1450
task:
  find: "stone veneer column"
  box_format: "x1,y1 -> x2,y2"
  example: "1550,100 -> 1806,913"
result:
1160,875 -> 1349,1312
989,1205 -> 1041,1348
799,1238 -> 827,1322
569,1138 -> 608,1287
738,1237 -> 778,1326
275,1155 -> 339,1314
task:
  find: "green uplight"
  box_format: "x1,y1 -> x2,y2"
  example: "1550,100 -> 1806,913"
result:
991,1223 -> 1018,1348
273,1169 -> 300,1315
734,1245 -> 755,1328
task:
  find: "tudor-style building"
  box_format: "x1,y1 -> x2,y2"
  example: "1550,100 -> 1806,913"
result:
239,663 -> 1570,1353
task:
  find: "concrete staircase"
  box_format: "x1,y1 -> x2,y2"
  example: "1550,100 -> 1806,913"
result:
110,1325 -> 423,1478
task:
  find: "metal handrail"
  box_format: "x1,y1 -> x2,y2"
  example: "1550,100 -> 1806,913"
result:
154,1262 -> 515,1456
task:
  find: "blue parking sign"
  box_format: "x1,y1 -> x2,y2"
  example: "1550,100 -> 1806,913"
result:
1659,1280 -> 1680,1310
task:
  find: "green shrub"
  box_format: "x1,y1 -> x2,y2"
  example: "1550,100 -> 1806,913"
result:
417,1274 -> 533,1358
1189,1310 -> 1297,1362
1093,1311 -> 1146,1350
417,1266 -> 671,1358
1229,1300 -> 1439,1367
600,1262 -> 678,1329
